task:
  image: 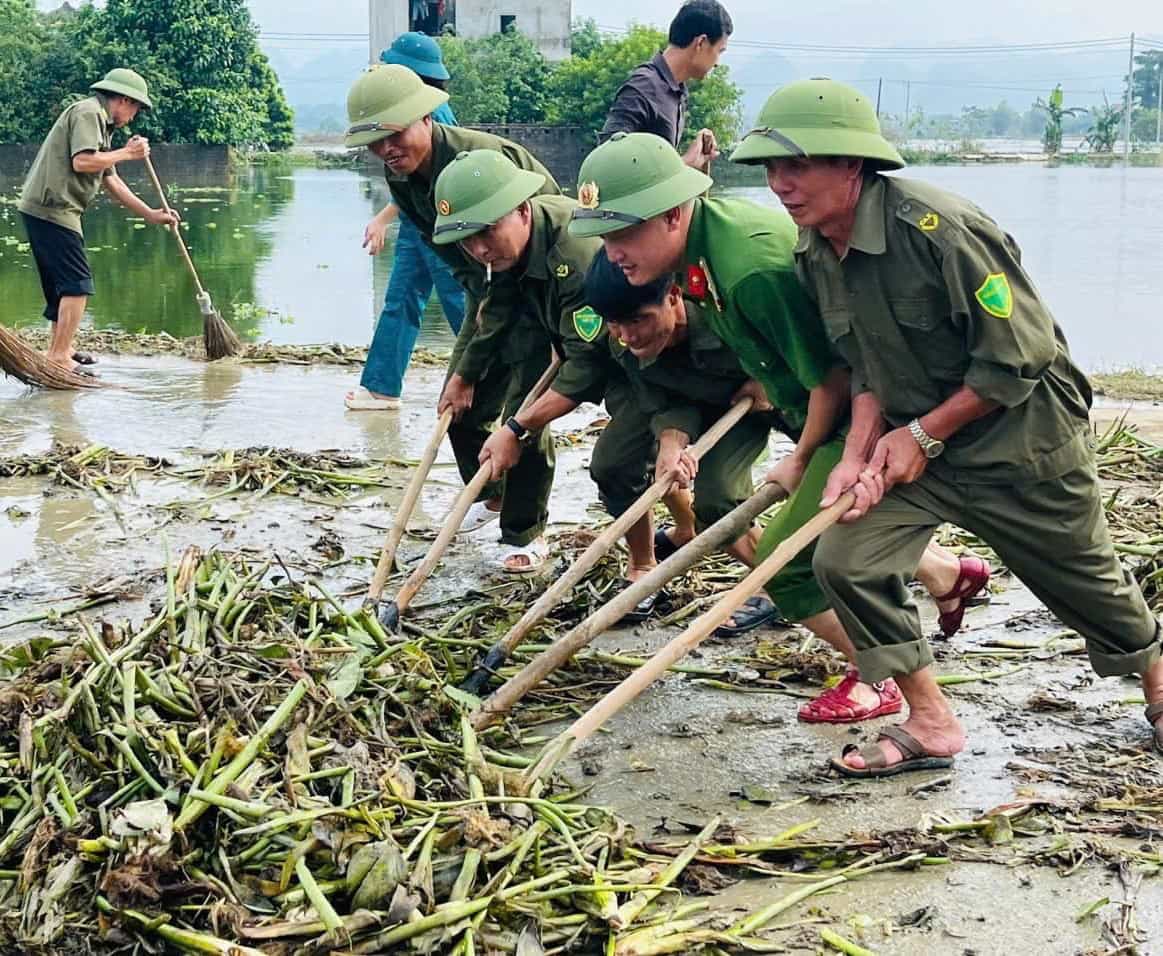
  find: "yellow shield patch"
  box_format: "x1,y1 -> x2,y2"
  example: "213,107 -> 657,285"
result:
555,264 -> 570,278
975,272 -> 1014,319
918,212 -> 940,231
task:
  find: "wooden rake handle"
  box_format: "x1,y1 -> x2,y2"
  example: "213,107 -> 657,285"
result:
366,408 -> 454,604
491,396 -> 755,657
472,479 -> 788,729
143,156 -> 205,297
390,352 -> 563,617
525,489 -> 857,783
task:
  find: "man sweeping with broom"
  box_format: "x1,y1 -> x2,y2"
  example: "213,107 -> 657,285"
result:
17,68 -> 179,377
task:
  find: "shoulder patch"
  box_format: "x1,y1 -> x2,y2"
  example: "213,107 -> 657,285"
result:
918,212 -> 940,232
975,272 -> 1013,319
555,263 -> 570,278
573,306 -> 603,342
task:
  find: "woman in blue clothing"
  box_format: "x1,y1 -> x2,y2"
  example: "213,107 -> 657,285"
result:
346,33 -> 467,411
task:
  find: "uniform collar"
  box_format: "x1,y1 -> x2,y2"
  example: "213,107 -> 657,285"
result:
793,174 -> 886,257
683,197 -> 709,268
517,199 -> 550,281
651,52 -> 684,94
92,93 -> 115,129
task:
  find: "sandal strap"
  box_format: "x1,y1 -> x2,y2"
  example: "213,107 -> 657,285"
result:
877,725 -> 927,761
933,556 -> 989,602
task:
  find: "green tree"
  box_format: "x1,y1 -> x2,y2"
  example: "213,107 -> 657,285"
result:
570,18 -> 604,59
989,100 -> 1017,137
1131,108 -> 1160,144
0,0 -> 46,142
0,0 -> 293,149
1130,50 -> 1163,109
1084,97 -> 1122,152
1034,84 -> 1086,156
547,24 -> 742,147
440,28 -> 550,124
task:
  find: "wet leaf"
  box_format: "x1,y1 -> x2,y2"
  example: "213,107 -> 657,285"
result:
326,655 -> 362,701
515,922 -> 545,956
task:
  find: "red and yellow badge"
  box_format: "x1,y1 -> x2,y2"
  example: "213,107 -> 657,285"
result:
577,181 -> 600,209
685,263 -> 708,300
687,258 -> 723,312
437,199 -> 452,216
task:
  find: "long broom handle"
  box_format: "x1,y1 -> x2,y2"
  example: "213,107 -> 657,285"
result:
488,396 -> 754,657
472,479 -> 788,729
524,489 -> 857,784
143,156 -> 206,297
391,352 -> 563,616
366,408 -> 454,604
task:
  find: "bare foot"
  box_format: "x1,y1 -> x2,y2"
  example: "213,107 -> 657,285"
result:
842,712 -> 965,770
626,563 -> 656,583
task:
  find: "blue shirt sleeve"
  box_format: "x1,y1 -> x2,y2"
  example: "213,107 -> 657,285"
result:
432,102 -> 458,126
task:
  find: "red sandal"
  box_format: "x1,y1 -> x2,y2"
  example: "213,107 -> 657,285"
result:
798,670 -> 903,724
935,555 -> 991,637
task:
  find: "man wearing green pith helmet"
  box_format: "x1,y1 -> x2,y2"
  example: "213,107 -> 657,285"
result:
18,68 -> 180,376
733,77 -> 1163,775
429,149 -> 615,571
345,64 -> 562,570
568,130 -> 980,725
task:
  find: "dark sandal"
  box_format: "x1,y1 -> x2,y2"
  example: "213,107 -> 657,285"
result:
1146,703 -> 1163,755
72,351 -> 97,365
653,528 -> 680,561
830,725 -> 956,779
935,555 -> 991,637
617,583 -> 662,625
713,595 -> 781,637
71,364 -> 99,379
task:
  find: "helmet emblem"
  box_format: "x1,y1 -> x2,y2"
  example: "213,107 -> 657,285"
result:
437,199 -> 451,215
577,181 -> 600,209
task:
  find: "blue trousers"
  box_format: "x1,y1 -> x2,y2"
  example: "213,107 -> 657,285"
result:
361,215 -> 466,397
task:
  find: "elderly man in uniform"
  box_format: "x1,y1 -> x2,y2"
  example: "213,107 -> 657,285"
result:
567,132 -> 978,717
18,68 -> 179,374
732,78 -> 1163,773
345,65 -> 560,571
600,0 -> 731,172
429,149 -> 614,569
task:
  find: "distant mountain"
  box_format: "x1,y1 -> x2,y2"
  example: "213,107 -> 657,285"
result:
263,45 -> 369,134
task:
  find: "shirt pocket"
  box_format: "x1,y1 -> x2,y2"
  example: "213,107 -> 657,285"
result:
890,297 -> 967,379
820,306 -> 859,363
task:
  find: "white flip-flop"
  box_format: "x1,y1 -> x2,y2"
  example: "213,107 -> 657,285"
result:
345,387 -> 401,411
459,500 -> 500,535
501,537 -> 550,575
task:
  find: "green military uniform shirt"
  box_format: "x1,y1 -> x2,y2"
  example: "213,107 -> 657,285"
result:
386,123 -> 561,383
794,173 -> 1093,482
18,96 -> 115,235
610,298 -> 753,439
515,195 -> 612,404
681,197 -> 841,437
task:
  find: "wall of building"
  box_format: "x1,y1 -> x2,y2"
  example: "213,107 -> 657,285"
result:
369,0 -> 571,63
468,124 -> 590,184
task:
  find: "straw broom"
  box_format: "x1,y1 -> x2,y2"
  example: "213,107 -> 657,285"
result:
0,324 -> 105,390
143,156 -> 241,360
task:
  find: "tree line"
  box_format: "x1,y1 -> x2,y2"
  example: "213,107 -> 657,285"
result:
0,0 -> 293,150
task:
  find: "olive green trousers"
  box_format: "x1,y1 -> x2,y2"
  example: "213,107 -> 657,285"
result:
812,455 -> 1161,683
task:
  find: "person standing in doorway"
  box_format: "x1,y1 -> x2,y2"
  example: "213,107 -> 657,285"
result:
18,68 -> 179,376
346,33 -> 467,411
599,0 -> 733,172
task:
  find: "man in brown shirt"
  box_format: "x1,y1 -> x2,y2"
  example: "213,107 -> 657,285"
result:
599,0 -> 733,171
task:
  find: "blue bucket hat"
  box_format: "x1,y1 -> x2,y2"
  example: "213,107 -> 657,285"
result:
380,32 -> 450,81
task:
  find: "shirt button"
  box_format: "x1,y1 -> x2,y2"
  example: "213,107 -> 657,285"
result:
900,202 -> 912,213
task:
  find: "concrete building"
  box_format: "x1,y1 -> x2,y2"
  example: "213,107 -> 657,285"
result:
369,0 -> 571,64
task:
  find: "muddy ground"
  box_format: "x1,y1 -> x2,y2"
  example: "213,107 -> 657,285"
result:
1,353 -> 1161,955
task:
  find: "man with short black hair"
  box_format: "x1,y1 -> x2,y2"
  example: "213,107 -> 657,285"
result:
599,0 -> 733,171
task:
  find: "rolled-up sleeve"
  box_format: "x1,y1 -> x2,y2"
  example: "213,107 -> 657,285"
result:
942,219 -> 1056,408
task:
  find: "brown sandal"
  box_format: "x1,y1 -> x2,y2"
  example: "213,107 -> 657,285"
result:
1146,703 -> 1163,755
830,725 -> 956,779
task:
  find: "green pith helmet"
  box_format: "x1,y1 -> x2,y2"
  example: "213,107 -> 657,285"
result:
90,68 -> 153,110
344,64 -> 449,148
731,78 -> 904,170
568,132 -> 712,239
432,150 -> 546,245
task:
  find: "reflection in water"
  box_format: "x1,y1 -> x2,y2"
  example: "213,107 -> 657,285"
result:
3,152 -> 1161,370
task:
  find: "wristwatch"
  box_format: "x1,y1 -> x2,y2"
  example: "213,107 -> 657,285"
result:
505,416 -> 531,443
908,419 -> 945,459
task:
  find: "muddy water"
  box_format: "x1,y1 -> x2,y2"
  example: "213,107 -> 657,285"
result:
2,154 -> 1162,370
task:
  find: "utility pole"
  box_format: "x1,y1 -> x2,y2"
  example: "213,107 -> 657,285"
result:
876,77 -> 883,118
1123,32 -> 1134,160
904,80 -> 911,129
1156,62 -> 1162,147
